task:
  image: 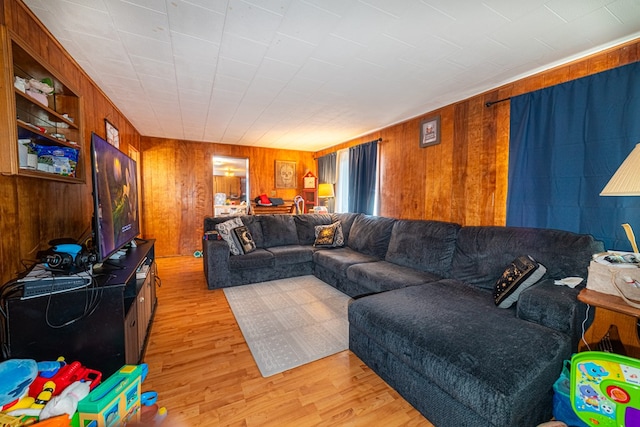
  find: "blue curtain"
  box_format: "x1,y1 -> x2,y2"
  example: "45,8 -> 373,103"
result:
507,61 -> 640,250
318,153 -> 336,212
318,153 -> 336,184
349,141 -> 378,214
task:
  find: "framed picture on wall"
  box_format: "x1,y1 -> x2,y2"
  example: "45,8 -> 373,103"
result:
275,160 -> 297,189
105,119 -> 120,148
420,115 -> 440,148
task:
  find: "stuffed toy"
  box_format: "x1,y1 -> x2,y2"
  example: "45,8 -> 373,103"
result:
0,359 -> 38,409
39,380 -> 90,420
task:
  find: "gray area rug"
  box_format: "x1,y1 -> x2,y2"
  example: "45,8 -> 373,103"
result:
223,275 -> 352,377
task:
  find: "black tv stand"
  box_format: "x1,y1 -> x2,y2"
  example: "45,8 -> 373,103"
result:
2,240 -> 157,377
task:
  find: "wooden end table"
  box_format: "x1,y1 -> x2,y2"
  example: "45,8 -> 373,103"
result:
578,288 -> 640,358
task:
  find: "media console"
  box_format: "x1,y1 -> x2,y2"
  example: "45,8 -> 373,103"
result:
2,239 -> 157,377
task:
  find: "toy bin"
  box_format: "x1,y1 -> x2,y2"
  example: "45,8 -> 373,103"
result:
77,365 -> 144,427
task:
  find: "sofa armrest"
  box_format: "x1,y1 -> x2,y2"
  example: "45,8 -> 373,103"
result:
517,279 -> 588,350
203,239 -> 231,289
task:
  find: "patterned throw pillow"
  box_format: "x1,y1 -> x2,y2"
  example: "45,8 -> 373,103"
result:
314,221 -> 345,248
494,255 -> 547,308
232,225 -> 256,254
215,217 -> 244,255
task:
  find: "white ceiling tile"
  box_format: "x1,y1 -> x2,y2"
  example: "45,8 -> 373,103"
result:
264,33 -> 316,66
107,1 -> 170,42
243,0 -> 293,15
224,0 -> 285,44
481,0 -> 547,21
296,57 -> 344,82
131,56 -> 175,79
170,32 -> 220,62
166,1 -> 225,43
120,0 -> 166,13
330,2 -> 397,47
311,34 -> 366,67
607,0 -> 640,25
219,33 -> 269,67
277,0 -> 343,45
118,33 -> 173,63
215,57 -> 258,82
21,0 -> 640,151
256,58 -> 300,82
177,0 -> 227,14
545,0 -> 612,22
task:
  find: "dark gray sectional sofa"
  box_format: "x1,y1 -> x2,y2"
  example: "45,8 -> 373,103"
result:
202,213 -> 604,427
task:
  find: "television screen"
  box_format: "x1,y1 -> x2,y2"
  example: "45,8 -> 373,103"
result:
90,132 -> 140,262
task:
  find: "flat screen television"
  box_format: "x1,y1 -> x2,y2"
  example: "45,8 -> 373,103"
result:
90,132 -> 140,262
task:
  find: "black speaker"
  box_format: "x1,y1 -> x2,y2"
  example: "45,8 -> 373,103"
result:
38,244 -> 96,274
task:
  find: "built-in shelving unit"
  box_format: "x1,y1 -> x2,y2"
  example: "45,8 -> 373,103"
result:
1,31 -> 84,182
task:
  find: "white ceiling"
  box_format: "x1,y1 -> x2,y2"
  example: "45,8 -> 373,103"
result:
23,0 -> 640,152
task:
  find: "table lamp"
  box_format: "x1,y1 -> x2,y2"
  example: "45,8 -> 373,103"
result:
600,143 -> 640,252
318,183 -> 335,212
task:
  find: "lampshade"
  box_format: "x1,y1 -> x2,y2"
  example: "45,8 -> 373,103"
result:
601,143 -> 640,196
318,183 -> 335,198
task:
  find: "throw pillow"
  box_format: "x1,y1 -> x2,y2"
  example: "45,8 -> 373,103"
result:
232,225 -> 256,254
314,221 -> 345,248
494,255 -> 547,308
215,217 -> 244,255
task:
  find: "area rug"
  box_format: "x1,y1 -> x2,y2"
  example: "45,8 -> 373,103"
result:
223,275 -> 351,377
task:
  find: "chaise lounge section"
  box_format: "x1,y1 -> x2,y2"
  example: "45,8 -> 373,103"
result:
202,213 -> 603,426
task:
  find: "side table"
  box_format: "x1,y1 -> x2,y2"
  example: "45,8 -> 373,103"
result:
578,288 -> 640,358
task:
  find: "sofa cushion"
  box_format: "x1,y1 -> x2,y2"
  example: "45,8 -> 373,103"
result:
313,247 -> 379,275
348,215 -> 395,259
314,222 -> 345,248
294,214 -> 333,245
215,217 -> 244,255
266,245 -> 314,266
346,260 -> 440,293
385,219 -> 460,276
348,282 -> 572,426
331,212 -> 361,243
451,226 -> 604,291
259,215 -> 299,247
232,225 -> 256,254
494,255 -> 546,308
229,248 -> 274,270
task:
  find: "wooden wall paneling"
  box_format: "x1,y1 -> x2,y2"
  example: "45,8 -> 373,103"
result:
435,106 -> 455,222
0,26 -> 17,175
493,85 -> 512,226
0,0 -> 142,284
479,91 -> 499,226
142,138 -> 180,256
0,177 -> 20,281
451,102 -> 469,225
177,140 -> 209,255
378,127 -> 403,219
140,137 -> 316,256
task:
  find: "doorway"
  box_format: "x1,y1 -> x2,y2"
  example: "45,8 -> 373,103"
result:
213,156 -> 249,216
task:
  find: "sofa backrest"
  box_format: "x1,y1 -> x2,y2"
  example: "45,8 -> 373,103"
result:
450,226 -> 605,291
331,212 -> 362,243
348,215 -> 396,259
385,219 -> 461,277
258,215 -> 299,248
294,214 -> 334,245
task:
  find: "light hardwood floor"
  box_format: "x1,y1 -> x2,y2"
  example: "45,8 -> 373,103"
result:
142,256 -> 434,426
